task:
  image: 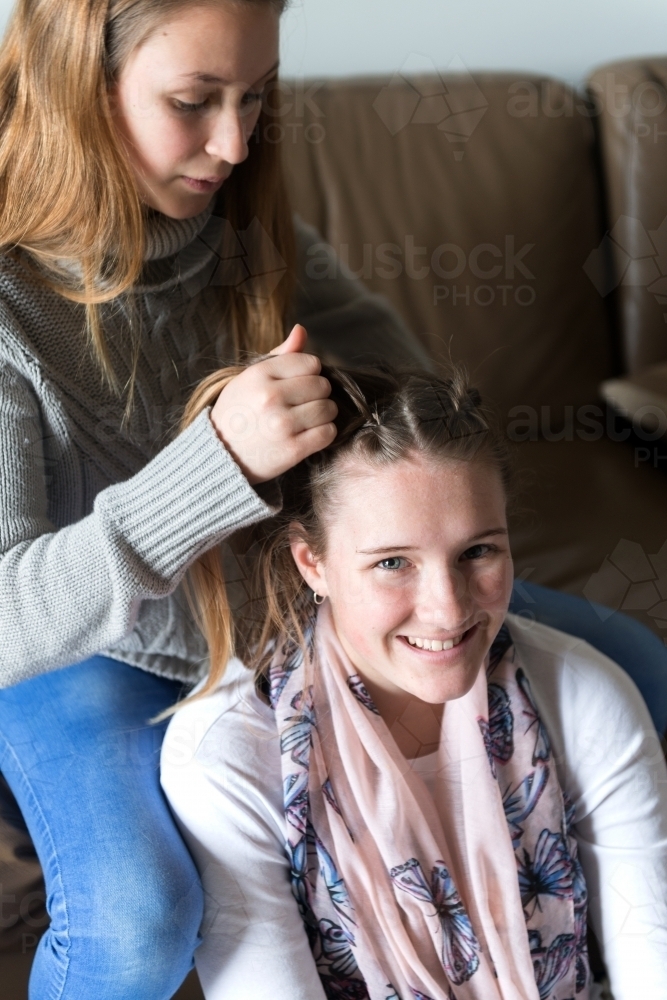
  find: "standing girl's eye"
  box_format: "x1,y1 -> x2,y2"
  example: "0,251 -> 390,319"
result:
377,557 -> 408,571
172,98 -> 209,113
241,90 -> 263,107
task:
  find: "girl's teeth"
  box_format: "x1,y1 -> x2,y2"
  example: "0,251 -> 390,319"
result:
406,635 -> 463,650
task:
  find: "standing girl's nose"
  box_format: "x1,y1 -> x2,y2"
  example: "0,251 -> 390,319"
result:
205,104 -> 252,165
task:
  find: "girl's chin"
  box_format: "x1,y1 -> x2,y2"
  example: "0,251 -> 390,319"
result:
403,669 -> 480,705
141,187 -> 215,220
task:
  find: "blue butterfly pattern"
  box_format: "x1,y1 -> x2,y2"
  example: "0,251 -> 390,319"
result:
478,682 -> 514,776
528,930 -> 577,1000
270,637 -> 305,708
319,918 -> 359,977
516,668 -> 551,765
563,794 -> 591,994
390,858 -> 480,985
486,624 -> 513,676
320,977 -> 371,999
502,763 -> 550,847
517,829 -> 573,915
284,772 -> 309,837
313,833 -> 357,935
269,616 -> 317,708
280,687 -> 316,767
347,674 -> 380,714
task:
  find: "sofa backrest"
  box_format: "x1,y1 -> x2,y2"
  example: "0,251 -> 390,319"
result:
588,58 -> 667,375
280,73 -> 612,422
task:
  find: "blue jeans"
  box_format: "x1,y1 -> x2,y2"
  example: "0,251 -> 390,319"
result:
0,585 -> 665,999
0,657 -> 202,1000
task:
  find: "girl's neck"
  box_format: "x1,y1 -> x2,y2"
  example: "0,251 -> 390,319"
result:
361,678 -> 444,759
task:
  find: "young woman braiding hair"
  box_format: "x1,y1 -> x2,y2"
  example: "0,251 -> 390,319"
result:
0,1 -> 431,995
1,2 -> 665,996
163,361 -> 667,1000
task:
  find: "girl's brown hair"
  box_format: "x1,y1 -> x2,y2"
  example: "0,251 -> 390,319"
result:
173,362 -> 511,714
0,0 -> 294,394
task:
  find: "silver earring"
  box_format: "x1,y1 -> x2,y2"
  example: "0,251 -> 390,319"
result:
313,592 -> 325,605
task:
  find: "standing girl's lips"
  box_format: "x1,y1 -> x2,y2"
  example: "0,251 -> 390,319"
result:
181,175 -> 226,192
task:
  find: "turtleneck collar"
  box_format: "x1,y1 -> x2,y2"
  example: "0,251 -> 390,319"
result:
47,198 -> 219,294
143,200 -> 215,262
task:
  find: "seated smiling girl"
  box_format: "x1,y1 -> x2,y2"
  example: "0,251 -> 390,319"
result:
162,365 -> 667,1000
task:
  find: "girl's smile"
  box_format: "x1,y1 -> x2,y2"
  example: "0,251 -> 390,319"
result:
398,622 -> 477,653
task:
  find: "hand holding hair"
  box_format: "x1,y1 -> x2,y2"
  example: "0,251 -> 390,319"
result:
209,325 -> 338,484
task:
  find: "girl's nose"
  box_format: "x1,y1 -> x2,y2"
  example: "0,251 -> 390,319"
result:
205,109 -> 250,166
414,567 -> 472,629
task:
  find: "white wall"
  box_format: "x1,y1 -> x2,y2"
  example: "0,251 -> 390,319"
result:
279,0 -> 667,86
0,0 -> 665,87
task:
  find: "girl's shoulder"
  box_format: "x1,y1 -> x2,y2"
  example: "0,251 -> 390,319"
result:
504,611 -> 646,711
161,657 -> 279,776
504,614 -> 658,798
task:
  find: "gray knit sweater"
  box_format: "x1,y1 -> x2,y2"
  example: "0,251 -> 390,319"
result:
0,202 -> 430,687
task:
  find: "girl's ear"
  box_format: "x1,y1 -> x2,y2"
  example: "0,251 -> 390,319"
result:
289,526 -> 328,597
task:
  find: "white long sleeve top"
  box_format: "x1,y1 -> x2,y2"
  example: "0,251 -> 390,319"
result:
161,616 -> 667,1000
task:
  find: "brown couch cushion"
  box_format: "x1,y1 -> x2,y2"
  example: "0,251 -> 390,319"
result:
280,73 -> 612,422
587,59 -> 667,374
510,435 -> 667,637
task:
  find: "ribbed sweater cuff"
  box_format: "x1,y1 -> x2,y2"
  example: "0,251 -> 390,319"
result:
97,408 -> 280,585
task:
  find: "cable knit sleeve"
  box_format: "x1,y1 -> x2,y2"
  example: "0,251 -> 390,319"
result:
0,365 -> 280,687
292,215 -> 434,372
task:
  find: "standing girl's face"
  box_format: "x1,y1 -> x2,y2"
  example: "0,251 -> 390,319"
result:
110,3 -> 280,219
291,453 -> 513,710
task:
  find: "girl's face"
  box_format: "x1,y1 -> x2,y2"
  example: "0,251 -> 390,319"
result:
110,3 -> 280,219
291,453 -> 513,708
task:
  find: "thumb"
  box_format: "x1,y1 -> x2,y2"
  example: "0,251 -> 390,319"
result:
270,324 -> 308,356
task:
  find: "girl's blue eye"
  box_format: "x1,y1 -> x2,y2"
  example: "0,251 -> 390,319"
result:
241,91 -> 263,106
377,557 -> 407,571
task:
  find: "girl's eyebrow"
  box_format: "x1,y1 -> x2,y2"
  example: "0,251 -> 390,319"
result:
358,545 -> 413,555
178,60 -> 280,86
357,528 -> 508,556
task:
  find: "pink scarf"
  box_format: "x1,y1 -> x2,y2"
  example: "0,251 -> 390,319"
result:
269,603 -> 590,1000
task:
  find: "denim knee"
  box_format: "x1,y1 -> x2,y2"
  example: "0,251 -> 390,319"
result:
103,872 -> 204,996
31,845 -> 204,1000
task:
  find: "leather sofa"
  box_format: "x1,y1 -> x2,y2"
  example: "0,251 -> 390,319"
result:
280,60 -> 667,642
3,58 -> 667,996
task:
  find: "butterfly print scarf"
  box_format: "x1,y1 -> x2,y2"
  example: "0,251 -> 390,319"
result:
269,604 -> 590,1000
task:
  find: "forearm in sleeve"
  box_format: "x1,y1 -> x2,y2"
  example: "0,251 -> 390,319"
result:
0,405 -> 278,686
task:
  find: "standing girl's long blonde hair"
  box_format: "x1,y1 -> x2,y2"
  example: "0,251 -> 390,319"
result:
0,0 -> 294,391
